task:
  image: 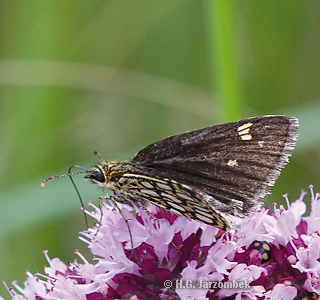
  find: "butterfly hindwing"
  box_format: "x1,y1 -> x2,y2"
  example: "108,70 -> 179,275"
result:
111,172 -> 233,231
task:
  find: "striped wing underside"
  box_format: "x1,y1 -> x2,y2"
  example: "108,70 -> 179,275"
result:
113,172 -> 234,231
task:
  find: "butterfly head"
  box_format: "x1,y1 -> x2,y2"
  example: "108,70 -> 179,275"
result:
84,163 -> 109,189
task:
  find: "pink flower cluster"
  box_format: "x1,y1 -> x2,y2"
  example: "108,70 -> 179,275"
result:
2,186 -> 320,300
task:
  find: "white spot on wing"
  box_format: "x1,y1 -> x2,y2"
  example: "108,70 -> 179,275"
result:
180,183 -> 192,190
258,141 -> 264,148
162,193 -> 182,203
240,134 -> 252,140
195,213 -> 213,223
169,201 -> 186,212
238,128 -> 250,135
140,189 -> 158,197
237,122 -> 253,132
170,208 -> 182,216
156,182 -> 172,190
193,205 -> 209,212
237,122 -> 253,140
227,159 -> 238,167
140,181 -> 154,189
196,210 -> 216,220
176,192 -> 194,201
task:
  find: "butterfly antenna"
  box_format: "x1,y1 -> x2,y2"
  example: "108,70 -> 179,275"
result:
41,168 -> 88,188
41,165 -> 90,229
68,165 -> 89,229
94,151 -> 103,164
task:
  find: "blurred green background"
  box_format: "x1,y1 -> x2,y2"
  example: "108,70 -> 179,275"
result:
0,0 -> 320,296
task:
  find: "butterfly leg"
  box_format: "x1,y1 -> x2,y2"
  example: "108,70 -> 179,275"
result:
110,196 -> 134,252
93,196 -> 105,237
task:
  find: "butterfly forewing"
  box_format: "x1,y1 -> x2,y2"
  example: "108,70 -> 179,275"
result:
131,115 -> 298,216
86,115 -> 298,232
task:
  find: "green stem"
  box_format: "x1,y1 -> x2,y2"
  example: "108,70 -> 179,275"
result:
204,0 -> 244,122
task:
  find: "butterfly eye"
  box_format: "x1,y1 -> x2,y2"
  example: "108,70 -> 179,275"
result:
94,170 -> 105,183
